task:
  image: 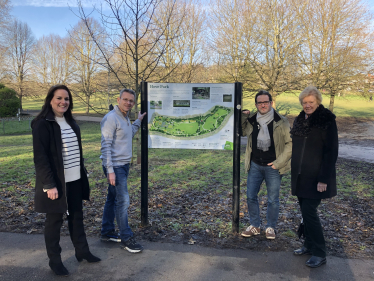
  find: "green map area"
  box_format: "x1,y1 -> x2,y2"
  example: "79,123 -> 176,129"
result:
149,105 -> 233,138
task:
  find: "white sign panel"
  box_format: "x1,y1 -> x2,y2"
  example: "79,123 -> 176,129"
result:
147,83 -> 235,150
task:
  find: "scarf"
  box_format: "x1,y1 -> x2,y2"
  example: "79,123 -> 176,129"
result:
290,104 -> 335,137
256,108 -> 274,151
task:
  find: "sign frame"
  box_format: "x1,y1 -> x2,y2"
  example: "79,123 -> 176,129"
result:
140,81 -> 242,232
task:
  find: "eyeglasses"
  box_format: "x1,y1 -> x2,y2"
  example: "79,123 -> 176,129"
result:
256,101 -> 271,106
122,98 -> 135,104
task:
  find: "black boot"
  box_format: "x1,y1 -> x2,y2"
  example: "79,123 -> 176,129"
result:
49,260 -> 69,276
75,252 -> 101,263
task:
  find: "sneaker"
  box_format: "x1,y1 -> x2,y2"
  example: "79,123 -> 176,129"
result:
121,237 -> 143,253
241,225 -> 261,237
265,227 -> 276,239
100,230 -> 121,243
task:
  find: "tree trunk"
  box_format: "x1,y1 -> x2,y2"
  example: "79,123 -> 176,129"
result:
329,93 -> 335,112
19,93 -> 23,110
270,91 -> 276,109
86,95 -> 90,114
18,85 -> 23,110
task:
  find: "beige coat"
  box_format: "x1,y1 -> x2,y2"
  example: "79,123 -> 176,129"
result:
241,111 -> 292,175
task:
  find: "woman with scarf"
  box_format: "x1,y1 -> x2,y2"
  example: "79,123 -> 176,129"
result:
290,86 -> 338,268
32,85 -> 100,276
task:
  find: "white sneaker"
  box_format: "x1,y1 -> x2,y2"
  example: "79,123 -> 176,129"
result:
265,227 -> 275,239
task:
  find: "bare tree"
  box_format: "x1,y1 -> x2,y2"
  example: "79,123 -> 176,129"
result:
75,0 -> 185,162
151,0 -> 206,83
0,0 -> 12,79
68,18 -> 106,114
3,19 -> 35,109
242,0 -> 305,105
32,35 -> 75,92
210,0 -> 305,106
178,0 -> 207,83
0,0 -> 11,31
209,0 -> 253,87
297,0 -> 373,111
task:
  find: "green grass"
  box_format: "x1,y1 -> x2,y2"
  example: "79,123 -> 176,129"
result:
22,92 -> 116,115
243,91 -> 374,118
22,90 -> 373,119
1,121 -> 373,202
0,119 -> 32,135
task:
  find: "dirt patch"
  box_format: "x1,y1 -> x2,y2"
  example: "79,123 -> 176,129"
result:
1,157 -> 373,259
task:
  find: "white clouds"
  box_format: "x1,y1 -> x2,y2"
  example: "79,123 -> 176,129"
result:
11,0 -> 103,8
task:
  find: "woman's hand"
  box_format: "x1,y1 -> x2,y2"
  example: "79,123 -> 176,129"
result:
242,110 -> 251,115
317,182 -> 327,192
47,188 -> 58,200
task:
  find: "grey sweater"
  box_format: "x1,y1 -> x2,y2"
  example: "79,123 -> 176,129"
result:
100,105 -> 141,173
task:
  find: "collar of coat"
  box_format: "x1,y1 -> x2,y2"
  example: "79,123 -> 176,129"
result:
45,110 -> 56,121
290,104 -> 336,137
45,110 -> 76,129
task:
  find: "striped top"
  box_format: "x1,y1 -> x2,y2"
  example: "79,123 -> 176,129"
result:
55,116 -> 81,183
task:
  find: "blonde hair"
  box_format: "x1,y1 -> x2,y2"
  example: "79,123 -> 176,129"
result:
299,86 -> 322,105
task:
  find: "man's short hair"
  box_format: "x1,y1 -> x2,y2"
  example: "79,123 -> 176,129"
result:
299,86 -> 322,105
119,88 -> 136,100
255,90 -> 272,103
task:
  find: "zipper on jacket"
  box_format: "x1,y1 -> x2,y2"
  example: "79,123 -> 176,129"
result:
298,137 -> 307,175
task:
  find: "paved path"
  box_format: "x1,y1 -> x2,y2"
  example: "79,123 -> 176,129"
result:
0,232 -> 373,281
75,115 -> 103,122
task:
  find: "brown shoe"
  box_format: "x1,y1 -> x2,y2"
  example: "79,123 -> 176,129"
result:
241,225 -> 261,237
265,227 -> 276,239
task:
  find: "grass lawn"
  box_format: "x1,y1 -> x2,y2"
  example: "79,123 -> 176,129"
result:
0,119 -> 33,135
0,121 -> 373,258
243,92 -> 374,118
22,91 -> 373,119
22,94 -> 114,116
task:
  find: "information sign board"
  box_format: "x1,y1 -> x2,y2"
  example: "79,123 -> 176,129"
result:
147,83 -> 235,150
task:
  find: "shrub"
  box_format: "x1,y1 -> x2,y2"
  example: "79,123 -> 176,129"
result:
0,84 -> 20,117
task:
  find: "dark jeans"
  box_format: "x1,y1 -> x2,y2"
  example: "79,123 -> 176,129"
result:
44,179 -> 89,263
101,164 -> 134,242
247,161 -> 282,228
298,197 -> 326,258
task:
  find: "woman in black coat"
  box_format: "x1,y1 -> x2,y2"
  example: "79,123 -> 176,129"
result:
290,86 -> 338,268
32,85 -> 100,276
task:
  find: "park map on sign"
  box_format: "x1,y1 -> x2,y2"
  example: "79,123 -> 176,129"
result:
149,105 -> 233,139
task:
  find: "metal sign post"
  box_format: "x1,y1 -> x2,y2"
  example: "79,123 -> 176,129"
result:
232,82 -> 242,233
140,81 -> 149,226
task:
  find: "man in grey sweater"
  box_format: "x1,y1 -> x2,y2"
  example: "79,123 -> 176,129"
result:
100,88 -> 146,253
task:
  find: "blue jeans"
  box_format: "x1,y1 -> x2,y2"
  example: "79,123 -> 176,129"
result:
101,164 -> 133,241
246,161 -> 282,229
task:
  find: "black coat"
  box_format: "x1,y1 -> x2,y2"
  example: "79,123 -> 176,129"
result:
290,105 -> 338,199
32,111 -> 90,213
